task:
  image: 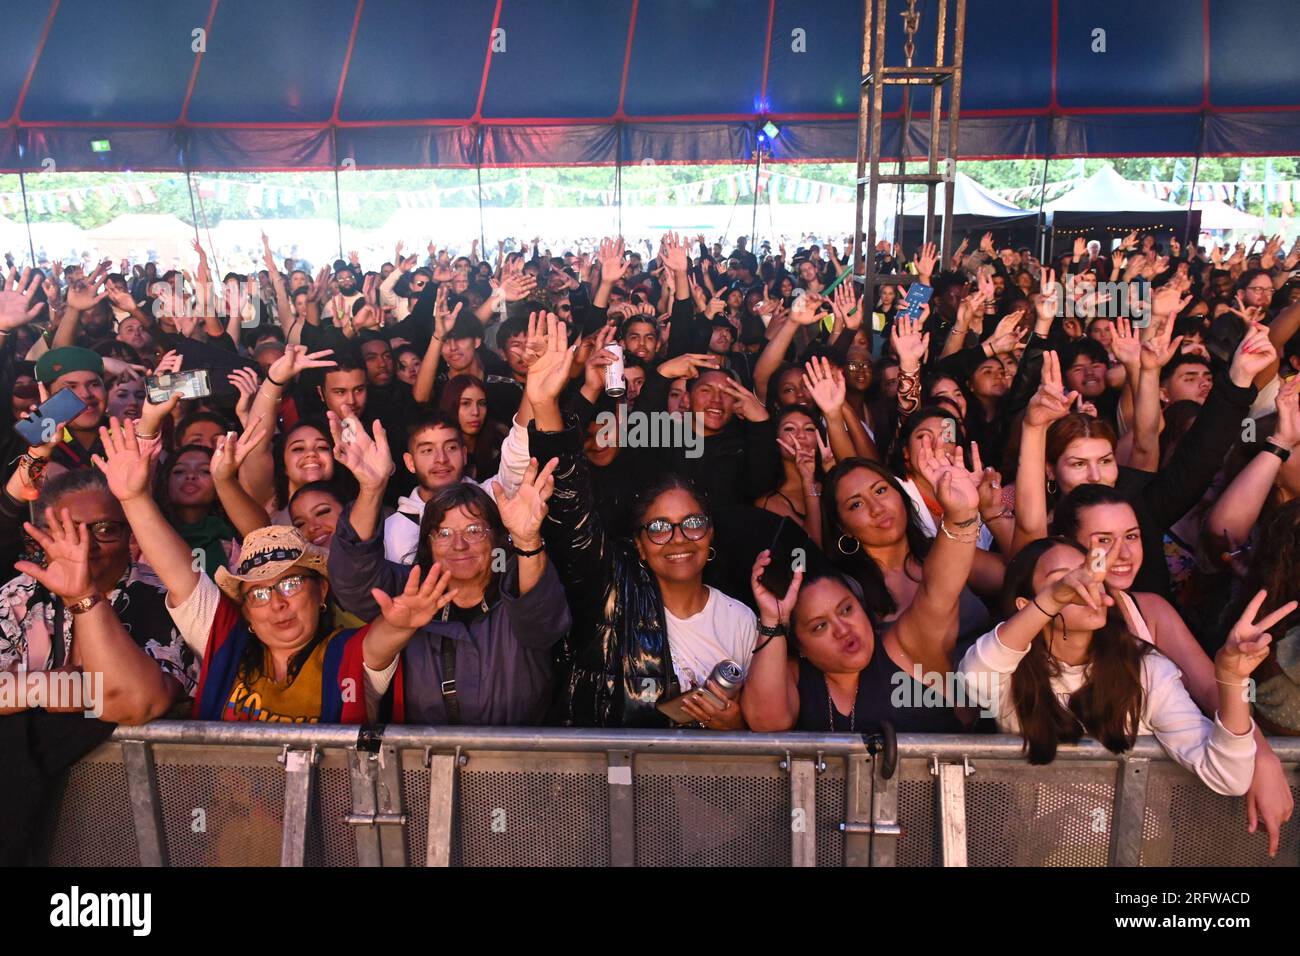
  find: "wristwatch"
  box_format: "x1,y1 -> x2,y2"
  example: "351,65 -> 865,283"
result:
66,592 -> 103,615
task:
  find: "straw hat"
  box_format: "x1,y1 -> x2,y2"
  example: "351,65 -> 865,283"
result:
214,525 -> 330,603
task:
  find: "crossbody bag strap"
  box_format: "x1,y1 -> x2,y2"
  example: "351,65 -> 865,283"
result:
439,637 -> 461,725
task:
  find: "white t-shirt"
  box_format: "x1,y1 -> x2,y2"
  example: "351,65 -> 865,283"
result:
958,623 -> 1256,796
664,587 -> 757,692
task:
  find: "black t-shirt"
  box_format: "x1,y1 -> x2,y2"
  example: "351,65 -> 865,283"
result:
795,644 -> 964,734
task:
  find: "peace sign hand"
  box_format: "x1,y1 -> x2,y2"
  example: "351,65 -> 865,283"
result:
1024,351 -> 1079,428
1217,590 -> 1298,682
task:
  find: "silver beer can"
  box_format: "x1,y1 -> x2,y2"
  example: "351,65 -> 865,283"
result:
603,343 -> 626,398
709,659 -> 745,699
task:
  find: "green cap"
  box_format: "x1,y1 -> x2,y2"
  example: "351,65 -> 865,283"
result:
35,347 -> 105,387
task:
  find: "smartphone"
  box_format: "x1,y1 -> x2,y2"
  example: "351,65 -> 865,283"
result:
903,281 -> 934,320
657,686 -> 728,725
759,516 -> 804,598
15,389 -> 87,446
146,369 -> 211,404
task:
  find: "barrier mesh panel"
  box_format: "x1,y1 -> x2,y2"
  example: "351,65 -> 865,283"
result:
458,767 -> 608,867
402,766 -> 431,867
315,764 -> 358,867
47,752 -> 138,867
898,775 -> 936,867
635,761 -> 789,866
815,761 -> 846,867
966,765 -> 1115,866
155,761 -> 284,866
1139,766 -> 1299,867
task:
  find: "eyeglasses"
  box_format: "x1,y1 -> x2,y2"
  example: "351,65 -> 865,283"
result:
47,519 -> 128,543
244,573 -> 312,607
1246,284 -> 1272,293
432,524 -> 491,546
847,362 -> 870,372
641,513 -> 711,545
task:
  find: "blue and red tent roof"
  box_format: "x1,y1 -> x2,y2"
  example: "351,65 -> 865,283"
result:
1,0 -> 1296,172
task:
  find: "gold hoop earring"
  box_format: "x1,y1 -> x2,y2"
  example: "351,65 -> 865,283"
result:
837,534 -> 860,556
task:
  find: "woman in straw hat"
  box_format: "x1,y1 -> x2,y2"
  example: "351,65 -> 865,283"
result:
94,416 -> 456,723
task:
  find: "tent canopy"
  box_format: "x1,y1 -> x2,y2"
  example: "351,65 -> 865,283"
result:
1,0 -> 1299,171
896,171 -> 1038,253
1045,166 -> 1200,254
1045,166 -> 1186,215
1191,199 -> 1265,232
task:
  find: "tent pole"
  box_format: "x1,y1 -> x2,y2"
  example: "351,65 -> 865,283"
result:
1184,114 -> 1205,249
1035,121 -> 1052,265
476,128 -> 486,255
751,142 -> 763,243
17,166 -> 35,267
615,122 -> 623,239
332,128 -> 343,261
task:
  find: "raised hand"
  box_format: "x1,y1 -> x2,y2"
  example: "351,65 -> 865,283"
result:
597,236 -> 626,284
1271,375 -> 1300,450
92,417 -> 159,503
582,323 -> 619,393
1024,351 -> 1079,428
523,312 -> 578,406
329,413 -> 394,493
890,309 -> 929,372
802,355 -> 847,416
656,352 -> 720,381
0,268 -> 46,330
660,232 -> 688,273
268,345 -> 336,385
227,366 -> 261,428
750,549 -> 803,625
985,309 -> 1027,356
718,378 -> 768,422
831,280 -> 861,329
210,419 -> 268,483
789,290 -> 826,326
373,563 -> 458,632
1044,560 -> 1114,614
1110,316 -> 1142,369
914,436 -> 981,522
915,242 -> 938,285
64,278 -> 106,313
15,508 -> 94,601
1228,319 -> 1277,387
493,456 -> 558,547
1216,590 -> 1299,681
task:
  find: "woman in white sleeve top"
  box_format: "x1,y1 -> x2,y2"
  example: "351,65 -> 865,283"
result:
958,536 -> 1295,796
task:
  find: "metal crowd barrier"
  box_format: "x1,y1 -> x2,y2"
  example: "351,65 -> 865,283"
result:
42,723 -> 1300,867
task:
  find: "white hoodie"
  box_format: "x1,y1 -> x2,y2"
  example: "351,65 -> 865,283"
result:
382,416 -> 530,564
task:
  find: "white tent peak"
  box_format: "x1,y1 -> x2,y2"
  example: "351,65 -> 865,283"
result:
1045,165 -> 1183,213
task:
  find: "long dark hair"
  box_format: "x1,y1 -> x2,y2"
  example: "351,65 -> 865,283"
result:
1002,537 -> 1149,764
628,473 -> 710,535
821,458 -> 932,620
888,404 -> 966,476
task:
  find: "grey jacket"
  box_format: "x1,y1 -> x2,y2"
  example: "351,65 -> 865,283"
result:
329,507 -> 571,725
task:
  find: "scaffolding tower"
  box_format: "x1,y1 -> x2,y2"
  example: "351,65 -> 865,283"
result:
852,0 -> 967,345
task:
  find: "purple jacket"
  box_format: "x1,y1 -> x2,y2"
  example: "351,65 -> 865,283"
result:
328,507 -> 571,725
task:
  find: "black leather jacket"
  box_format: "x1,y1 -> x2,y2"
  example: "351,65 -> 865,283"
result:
529,417 -> 676,728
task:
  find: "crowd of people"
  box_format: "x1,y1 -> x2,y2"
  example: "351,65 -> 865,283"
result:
1,225 -> 1298,854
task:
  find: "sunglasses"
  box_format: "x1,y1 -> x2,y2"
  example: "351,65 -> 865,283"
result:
641,513 -> 711,545
244,573 -> 313,607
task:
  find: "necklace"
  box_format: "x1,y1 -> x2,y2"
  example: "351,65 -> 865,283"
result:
825,675 -> 856,732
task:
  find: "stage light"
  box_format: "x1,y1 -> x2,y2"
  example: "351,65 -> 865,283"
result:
90,139 -> 111,153
762,121 -> 780,140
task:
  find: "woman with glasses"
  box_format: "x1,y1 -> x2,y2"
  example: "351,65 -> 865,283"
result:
95,418 -> 415,724
325,418 -> 572,725
526,315 -> 757,728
